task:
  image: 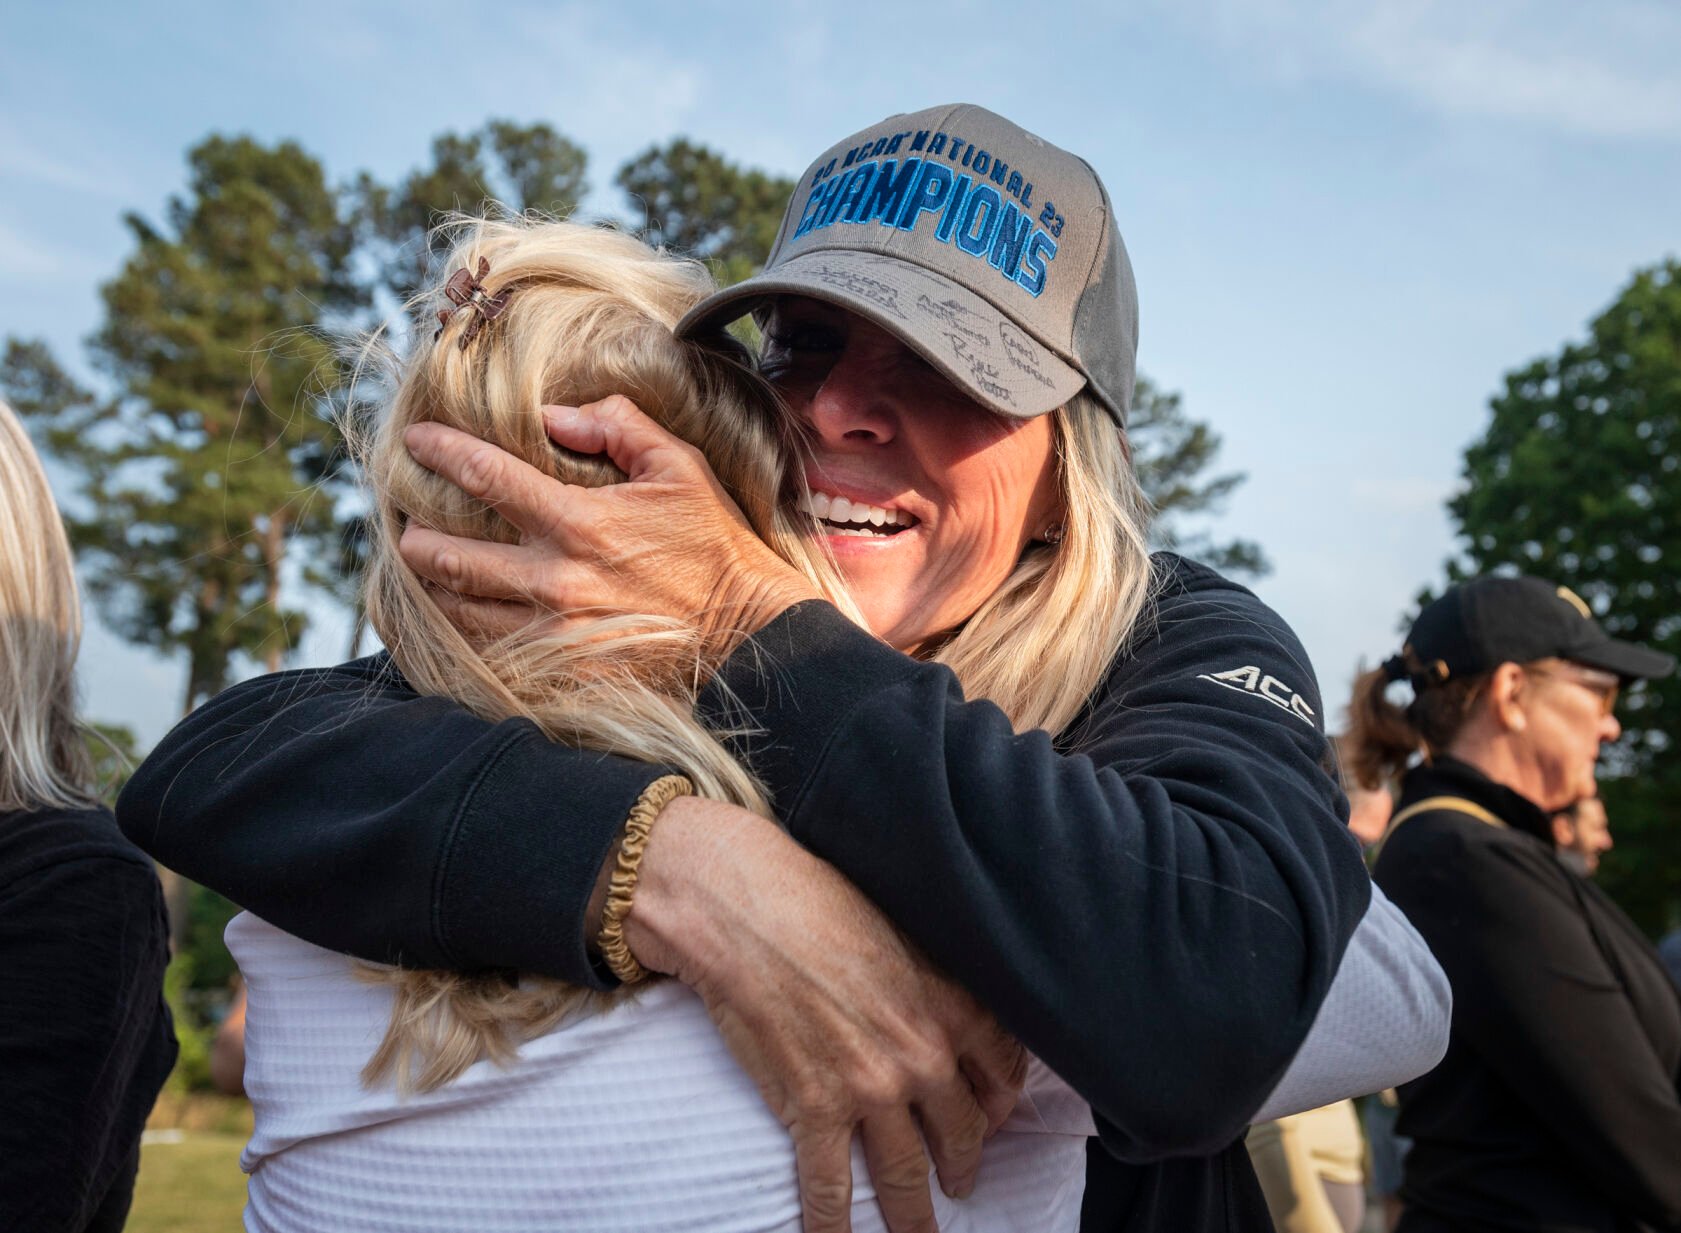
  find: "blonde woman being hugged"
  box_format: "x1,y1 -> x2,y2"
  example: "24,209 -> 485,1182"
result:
0,401 -> 176,1233
227,218 -> 1094,1233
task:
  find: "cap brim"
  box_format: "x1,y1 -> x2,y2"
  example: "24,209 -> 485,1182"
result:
675,250 -> 1085,419
1568,638 -> 1677,682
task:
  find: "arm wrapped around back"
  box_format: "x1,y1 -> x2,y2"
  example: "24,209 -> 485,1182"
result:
119,556 -> 1444,1160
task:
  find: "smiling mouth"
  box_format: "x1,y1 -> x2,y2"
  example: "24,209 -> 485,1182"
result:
795,489 -> 917,538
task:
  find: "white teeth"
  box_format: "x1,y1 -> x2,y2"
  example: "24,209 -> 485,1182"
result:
796,489 -> 913,530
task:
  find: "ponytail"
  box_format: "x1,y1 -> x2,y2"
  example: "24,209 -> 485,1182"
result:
1342,656 -> 1493,790
1343,667 -> 1420,791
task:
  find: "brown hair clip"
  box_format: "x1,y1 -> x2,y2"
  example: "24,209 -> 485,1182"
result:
434,257 -> 514,350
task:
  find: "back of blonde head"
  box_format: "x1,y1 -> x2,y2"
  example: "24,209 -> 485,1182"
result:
0,400 -> 94,813
358,217 -> 850,1090
357,216 -> 1159,1091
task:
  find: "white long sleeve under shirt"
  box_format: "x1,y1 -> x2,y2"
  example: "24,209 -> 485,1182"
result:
228,880 -> 1445,1232
228,912 -> 1093,1233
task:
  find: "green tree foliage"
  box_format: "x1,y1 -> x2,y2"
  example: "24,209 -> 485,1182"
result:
356,119 -> 589,302
82,720 -> 139,806
1447,259 -> 1681,934
339,121 -> 589,649
616,139 -> 795,287
1130,376 -> 1269,577
2,135 -> 363,713
161,951 -> 214,1094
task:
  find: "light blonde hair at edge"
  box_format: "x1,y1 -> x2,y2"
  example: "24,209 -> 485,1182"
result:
0,400 -> 96,813
356,214 -> 1156,1092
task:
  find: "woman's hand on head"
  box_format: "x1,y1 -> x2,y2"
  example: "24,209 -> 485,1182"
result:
627,795 -> 1028,1233
400,395 -> 821,660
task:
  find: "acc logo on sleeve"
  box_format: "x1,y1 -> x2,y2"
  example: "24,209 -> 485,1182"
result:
1196,665 -> 1317,727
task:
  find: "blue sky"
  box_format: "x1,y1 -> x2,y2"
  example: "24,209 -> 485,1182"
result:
4,0 -> 1678,744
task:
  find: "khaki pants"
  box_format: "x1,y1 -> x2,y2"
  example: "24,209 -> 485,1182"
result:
1246,1101 -> 1366,1233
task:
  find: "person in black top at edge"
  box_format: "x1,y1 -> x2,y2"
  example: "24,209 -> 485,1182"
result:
119,105 -> 1441,1232
0,401 -> 177,1232
1346,576 -> 1681,1233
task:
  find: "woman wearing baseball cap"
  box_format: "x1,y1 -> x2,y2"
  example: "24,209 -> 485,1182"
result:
1346,576 -> 1681,1233
123,105 -> 1446,1232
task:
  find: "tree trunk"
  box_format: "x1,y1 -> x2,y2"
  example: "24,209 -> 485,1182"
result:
263,512 -> 288,674
183,576 -> 224,716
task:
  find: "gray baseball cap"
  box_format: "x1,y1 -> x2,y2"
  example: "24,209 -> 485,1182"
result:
675,103 -> 1138,426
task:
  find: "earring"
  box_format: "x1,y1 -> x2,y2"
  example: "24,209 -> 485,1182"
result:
1042,522 -> 1065,546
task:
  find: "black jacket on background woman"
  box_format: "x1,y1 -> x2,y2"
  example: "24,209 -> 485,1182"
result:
0,804 -> 177,1233
1374,757 -> 1681,1233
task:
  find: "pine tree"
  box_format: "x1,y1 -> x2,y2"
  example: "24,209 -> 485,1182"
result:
2,136 -> 363,712
1130,376 -> 1268,576
355,119 -> 590,303
616,139 -> 795,287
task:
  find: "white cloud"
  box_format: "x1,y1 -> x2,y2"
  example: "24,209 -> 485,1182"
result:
0,217 -> 88,279
0,122 -> 137,197
1348,1 -> 1681,140
1160,0 -> 1681,141
505,4 -> 705,149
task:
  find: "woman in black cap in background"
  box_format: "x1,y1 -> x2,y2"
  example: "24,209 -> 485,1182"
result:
1345,576 -> 1681,1233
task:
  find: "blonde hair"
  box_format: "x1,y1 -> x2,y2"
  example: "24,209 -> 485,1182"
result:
357,217 -> 859,1090
933,392 -> 1155,737
0,400 -> 95,813
358,215 -> 1157,1091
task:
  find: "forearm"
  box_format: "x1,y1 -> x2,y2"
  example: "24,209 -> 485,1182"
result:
701,599 -> 1372,1159
118,657 -> 670,981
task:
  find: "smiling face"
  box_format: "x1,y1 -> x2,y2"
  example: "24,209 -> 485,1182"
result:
760,298 -> 1062,652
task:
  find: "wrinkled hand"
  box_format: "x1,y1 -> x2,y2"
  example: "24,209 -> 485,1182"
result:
627,796 -> 1028,1233
400,396 -> 820,658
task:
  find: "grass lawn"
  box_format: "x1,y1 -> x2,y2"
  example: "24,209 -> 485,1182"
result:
127,1132 -> 248,1233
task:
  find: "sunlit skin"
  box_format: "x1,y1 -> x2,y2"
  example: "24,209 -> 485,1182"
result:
1345,784 -> 1394,848
386,294 -> 1074,1228
761,298 -> 1063,653
1553,796 -> 1613,874
1521,662 -> 1621,812
1452,659 -> 1622,815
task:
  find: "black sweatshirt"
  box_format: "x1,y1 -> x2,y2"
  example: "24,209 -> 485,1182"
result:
1374,758 -> 1681,1233
1,805 -> 178,1233
119,553 -> 1371,1230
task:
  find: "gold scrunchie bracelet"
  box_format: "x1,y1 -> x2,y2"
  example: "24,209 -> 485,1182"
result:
596,774 -> 694,986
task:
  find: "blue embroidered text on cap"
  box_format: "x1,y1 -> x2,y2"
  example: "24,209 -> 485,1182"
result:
793,156 -> 1060,298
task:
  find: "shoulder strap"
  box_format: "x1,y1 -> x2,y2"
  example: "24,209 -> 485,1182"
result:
1390,795 -> 1506,831
1375,795 -> 1506,860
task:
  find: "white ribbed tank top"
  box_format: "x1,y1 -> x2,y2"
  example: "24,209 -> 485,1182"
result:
228,912 -> 1093,1233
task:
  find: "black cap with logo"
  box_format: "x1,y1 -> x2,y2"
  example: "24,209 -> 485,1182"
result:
1395,576 -> 1675,684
